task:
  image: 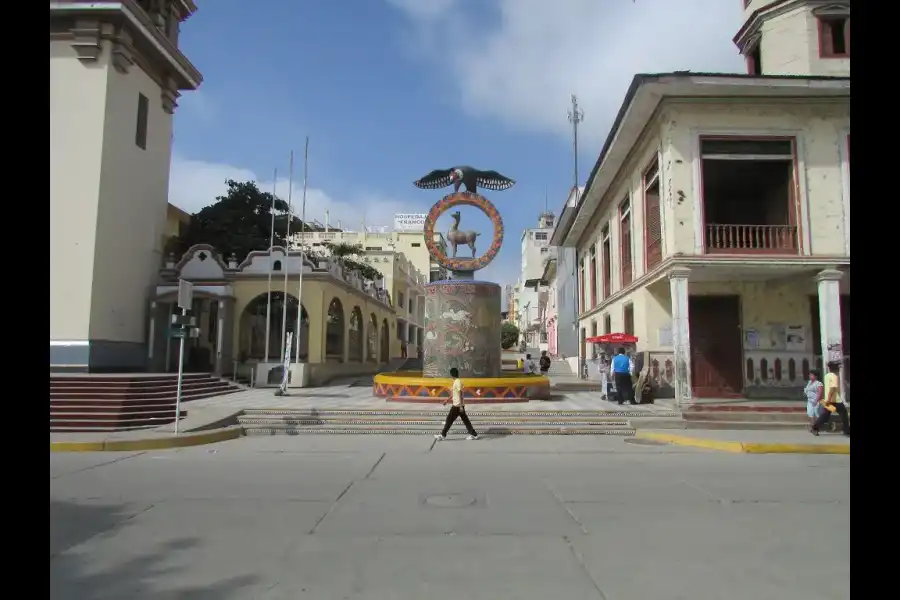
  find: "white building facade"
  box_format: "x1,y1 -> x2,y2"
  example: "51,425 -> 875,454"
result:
555,0 -> 850,403
50,0 -> 203,372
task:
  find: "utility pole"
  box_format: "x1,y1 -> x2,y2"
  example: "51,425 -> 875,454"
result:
567,94 -> 584,192
567,94 -> 585,376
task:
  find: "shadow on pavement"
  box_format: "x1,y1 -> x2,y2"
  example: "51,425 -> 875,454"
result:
50,500 -> 260,600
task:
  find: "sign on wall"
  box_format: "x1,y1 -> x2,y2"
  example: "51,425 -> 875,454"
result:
394,213 -> 427,231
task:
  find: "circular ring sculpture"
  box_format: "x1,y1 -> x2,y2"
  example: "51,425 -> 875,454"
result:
374,372 -> 551,403
423,192 -> 504,273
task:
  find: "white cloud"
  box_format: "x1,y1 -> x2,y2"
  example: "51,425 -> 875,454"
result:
388,0 -> 745,144
167,155 -> 416,230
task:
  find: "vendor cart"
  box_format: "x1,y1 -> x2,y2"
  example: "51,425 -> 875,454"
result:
585,333 -> 644,403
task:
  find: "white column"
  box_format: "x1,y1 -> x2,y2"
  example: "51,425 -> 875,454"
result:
815,269 -> 846,402
668,267 -> 692,407
147,302 -> 157,361
215,299 -> 226,375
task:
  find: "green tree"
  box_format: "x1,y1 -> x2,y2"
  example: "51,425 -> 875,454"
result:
501,322 -> 520,350
312,242 -> 383,282
176,179 -> 305,261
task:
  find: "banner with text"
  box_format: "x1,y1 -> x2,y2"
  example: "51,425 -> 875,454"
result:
393,213 -> 427,231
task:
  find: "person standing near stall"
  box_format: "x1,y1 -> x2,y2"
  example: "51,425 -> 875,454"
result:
612,347 -> 636,405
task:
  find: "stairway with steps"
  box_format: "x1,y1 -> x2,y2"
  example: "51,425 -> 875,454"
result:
682,405 -> 850,431
238,409 -> 636,436
50,373 -> 242,432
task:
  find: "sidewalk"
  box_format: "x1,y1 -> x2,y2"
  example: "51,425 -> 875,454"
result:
636,429 -> 850,454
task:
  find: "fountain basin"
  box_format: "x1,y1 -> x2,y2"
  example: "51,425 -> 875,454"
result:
373,371 -> 550,403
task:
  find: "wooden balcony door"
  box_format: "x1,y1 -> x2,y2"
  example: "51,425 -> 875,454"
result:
689,295 -> 744,398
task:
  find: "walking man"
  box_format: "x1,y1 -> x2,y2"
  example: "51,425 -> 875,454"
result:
435,367 -> 479,441
811,361 -> 851,436
612,347 -> 636,405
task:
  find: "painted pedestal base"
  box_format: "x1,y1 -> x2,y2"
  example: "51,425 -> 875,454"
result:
373,372 -> 551,403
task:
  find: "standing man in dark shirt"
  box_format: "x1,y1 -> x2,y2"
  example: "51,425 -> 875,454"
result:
612,347 -> 636,405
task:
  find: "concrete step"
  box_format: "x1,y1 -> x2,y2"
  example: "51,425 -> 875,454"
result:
50,382 -> 237,399
683,411 -> 811,423
50,403 -> 182,414
243,425 -> 635,436
241,409 -> 677,418
49,374 -> 215,386
238,417 -> 631,427
50,406 -> 187,424
237,409 -> 638,436
50,424 -> 162,432
683,421 -> 808,431
50,388 -> 239,404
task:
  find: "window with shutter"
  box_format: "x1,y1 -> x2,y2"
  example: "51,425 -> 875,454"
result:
620,197 -> 633,287
601,225 -> 611,299
589,245 -> 597,308
643,158 -> 662,269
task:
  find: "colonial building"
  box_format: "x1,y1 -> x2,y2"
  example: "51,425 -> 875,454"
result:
150,245 -> 400,386
290,229 -> 430,356
50,0 -> 203,371
552,0 -> 850,403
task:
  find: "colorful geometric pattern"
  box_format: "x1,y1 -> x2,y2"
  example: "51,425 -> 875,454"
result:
373,373 -> 550,403
423,192 -> 504,272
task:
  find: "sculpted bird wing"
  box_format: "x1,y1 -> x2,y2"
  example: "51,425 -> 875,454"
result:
475,170 -> 516,191
413,168 -> 454,190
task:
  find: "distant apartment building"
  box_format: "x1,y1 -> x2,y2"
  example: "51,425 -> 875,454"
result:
516,212 -> 555,350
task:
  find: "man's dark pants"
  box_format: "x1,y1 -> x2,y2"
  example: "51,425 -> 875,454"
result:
614,372 -> 635,405
813,403 -> 851,434
441,405 -> 478,437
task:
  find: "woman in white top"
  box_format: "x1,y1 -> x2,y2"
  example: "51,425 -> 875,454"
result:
803,369 -> 824,432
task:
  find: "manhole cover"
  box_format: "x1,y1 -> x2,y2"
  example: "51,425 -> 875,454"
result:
624,438 -> 670,446
423,493 -> 478,508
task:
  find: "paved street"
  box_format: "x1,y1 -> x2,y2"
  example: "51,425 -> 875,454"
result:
51,435 -> 849,600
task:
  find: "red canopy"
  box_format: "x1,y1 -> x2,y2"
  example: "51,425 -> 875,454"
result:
585,333 -> 639,344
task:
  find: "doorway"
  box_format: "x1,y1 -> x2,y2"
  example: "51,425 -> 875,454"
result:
689,295 -> 744,397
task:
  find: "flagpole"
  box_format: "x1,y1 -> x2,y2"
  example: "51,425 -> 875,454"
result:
294,136 -> 310,374
279,151 -> 295,372
263,168 -> 278,363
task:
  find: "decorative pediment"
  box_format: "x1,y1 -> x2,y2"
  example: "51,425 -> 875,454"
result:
235,247 -> 314,274
174,244 -> 227,279
812,3 -> 850,17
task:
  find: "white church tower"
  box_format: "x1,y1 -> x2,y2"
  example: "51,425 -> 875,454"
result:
50,1 -> 203,371
735,0 -> 850,77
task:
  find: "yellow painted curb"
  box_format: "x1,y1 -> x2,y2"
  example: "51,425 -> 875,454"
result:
636,431 -> 744,453
50,427 -> 243,453
635,431 -> 849,455
741,443 -> 849,455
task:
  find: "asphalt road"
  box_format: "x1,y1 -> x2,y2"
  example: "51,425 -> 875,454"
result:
50,435 -> 849,600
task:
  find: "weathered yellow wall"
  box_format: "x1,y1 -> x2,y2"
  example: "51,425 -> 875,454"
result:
663,100 -> 850,257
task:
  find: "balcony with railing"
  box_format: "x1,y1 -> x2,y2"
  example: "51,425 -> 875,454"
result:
704,224 -> 799,255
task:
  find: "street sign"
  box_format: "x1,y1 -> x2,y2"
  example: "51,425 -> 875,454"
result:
177,279 -> 194,310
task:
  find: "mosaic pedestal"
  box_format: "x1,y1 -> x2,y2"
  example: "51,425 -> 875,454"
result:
422,280 -> 502,379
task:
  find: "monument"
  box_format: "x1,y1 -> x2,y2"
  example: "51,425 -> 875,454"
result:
372,166 -> 550,402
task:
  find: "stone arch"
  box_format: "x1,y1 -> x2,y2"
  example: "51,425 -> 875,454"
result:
325,297 -> 345,360
238,292 -> 309,361
348,306 -> 363,362
367,313 -> 379,363
380,318 -> 390,363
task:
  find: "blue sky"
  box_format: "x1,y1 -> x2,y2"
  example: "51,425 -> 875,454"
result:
169,0 -> 744,288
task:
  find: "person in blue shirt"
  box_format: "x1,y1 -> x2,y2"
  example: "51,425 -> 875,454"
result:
611,347 -> 636,405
